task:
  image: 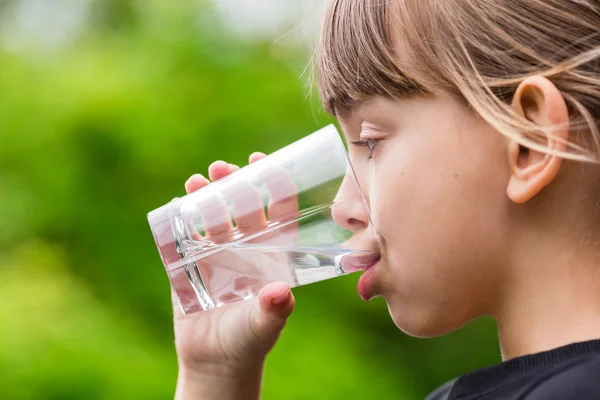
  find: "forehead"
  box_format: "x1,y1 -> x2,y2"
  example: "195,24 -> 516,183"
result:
336,98 -> 377,122
336,96 -> 405,127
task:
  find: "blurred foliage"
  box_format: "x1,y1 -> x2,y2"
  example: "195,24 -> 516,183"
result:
0,1 -> 500,399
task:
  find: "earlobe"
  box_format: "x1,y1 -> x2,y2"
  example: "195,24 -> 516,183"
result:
506,76 -> 569,204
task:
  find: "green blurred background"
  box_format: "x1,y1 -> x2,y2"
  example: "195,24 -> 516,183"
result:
0,0 -> 500,398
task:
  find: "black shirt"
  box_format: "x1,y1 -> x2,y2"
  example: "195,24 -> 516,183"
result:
425,339 -> 600,400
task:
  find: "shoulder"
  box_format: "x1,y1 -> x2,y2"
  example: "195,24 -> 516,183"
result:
526,353 -> 600,399
425,379 -> 456,400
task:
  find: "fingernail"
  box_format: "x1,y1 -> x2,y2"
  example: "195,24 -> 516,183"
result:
185,174 -> 203,184
271,289 -> 290,306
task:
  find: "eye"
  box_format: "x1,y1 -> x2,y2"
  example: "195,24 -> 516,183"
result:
350,138 -> 381,160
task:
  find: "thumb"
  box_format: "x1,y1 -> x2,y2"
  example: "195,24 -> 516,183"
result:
247,282 -> 295,348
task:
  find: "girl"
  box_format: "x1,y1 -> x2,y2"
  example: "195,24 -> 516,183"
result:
172,0 -> 600,398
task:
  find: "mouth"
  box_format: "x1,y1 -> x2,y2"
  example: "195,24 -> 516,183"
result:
357,257 -> 381,301
340,250 -> 381,273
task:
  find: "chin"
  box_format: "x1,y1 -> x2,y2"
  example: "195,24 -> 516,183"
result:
385,297 -> 470,338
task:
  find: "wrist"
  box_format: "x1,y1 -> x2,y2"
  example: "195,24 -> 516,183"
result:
175,363 -> 264,400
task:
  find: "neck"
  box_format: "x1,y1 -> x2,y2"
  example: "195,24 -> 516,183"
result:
495,234 -> 600,361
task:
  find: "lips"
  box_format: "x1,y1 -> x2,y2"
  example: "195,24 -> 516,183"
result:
339,237 -> 382,300
357,258 -> 380,301
340,250 -> 381,273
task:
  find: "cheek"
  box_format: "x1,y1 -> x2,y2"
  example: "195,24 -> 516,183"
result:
366,133 -> 509,334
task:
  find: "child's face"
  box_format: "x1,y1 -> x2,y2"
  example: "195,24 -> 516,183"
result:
337,93 -> 513,337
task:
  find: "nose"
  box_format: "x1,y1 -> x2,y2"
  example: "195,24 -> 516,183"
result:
331,170 -> 370,232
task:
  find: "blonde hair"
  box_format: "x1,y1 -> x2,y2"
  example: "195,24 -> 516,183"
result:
315,0 -> 600,162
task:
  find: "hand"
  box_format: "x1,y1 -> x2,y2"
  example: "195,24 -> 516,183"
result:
172,153 -> 296,399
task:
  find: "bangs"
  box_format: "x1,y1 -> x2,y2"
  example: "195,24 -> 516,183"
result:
316,0 -> 433,115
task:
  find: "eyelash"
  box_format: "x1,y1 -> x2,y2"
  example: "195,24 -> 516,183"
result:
351,139 -> 381,160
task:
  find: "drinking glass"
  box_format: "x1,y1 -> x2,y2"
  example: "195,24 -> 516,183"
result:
148,124 -> 377,314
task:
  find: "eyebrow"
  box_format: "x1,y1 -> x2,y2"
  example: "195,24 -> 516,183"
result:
335,98 -> 378,121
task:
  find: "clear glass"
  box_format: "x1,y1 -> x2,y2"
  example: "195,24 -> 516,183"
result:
148,124 -> 377,314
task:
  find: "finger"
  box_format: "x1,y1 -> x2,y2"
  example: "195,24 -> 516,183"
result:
198,159 -> 255,242
192,163 -> 236,241
169,267 -> 203,316
184,175 -> 212,240
211,157 -> 267,235
222,180 -> 267,234
249,282 -> 295,341
261,166 -> 299,223
249,152 -> 297,222
249,152 -> 267,164
258,281 -> 295,313
197,193 -> 234,241
209,160 -> 238,182
185,174 -> 210,194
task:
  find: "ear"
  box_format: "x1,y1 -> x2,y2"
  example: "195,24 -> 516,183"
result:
506,76 -> 569,204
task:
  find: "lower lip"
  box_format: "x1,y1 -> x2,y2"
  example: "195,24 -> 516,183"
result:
357,259 -> 380,301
